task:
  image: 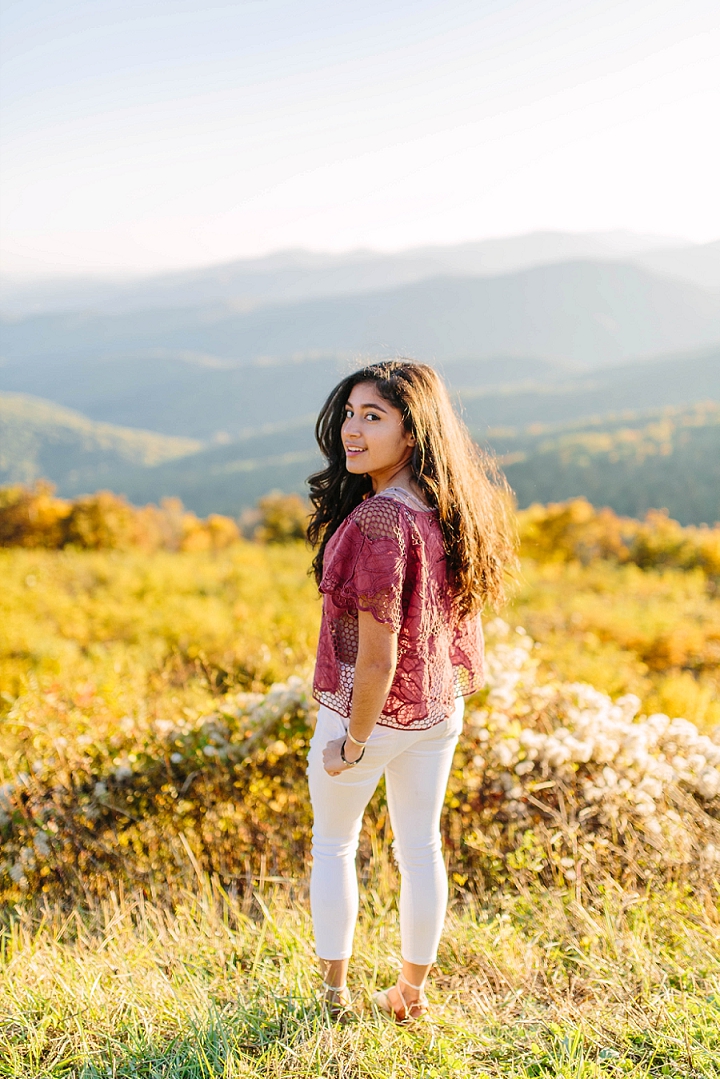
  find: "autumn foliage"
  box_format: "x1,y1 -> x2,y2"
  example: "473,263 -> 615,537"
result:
0,481 -> 240,552
519,497 -> 720,578
3,484 -> 719,581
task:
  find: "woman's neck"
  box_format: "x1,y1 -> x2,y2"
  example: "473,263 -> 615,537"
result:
372,464 -> 429,507
371,460 -> 412,494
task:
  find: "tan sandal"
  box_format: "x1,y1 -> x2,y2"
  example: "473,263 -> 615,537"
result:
321,979 -> 354,1021
372,974 -> 429,1022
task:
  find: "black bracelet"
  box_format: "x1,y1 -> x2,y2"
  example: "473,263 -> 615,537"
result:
340,738 -> 365,766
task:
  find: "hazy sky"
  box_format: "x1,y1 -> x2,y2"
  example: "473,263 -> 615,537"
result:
1,0 -> 719,277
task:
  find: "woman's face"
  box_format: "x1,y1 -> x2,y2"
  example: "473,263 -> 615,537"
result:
341,381 -> 415,485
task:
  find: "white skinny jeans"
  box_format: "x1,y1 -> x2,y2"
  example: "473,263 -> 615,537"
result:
307,698 -> 464,964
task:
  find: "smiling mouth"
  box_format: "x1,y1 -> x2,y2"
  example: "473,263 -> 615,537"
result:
345,446 -> 366,455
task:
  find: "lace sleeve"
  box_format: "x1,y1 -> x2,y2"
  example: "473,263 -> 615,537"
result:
319,497 -> 407,633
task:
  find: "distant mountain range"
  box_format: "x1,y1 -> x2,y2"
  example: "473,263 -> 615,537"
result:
2,262 -> 720,439
3,231 -> 718,316
1,232 -> 718,523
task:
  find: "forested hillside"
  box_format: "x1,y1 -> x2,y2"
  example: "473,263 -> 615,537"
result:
3,393 -> 718,523
500,403 -> 720,525
0,392 -> 202,488
2,240 -> 719,524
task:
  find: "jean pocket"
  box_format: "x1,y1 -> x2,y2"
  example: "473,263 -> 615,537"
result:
448,698 -> 465,737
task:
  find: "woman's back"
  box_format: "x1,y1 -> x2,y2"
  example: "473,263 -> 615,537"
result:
313,489 -> 484,728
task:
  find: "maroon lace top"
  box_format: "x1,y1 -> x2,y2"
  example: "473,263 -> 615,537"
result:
313,488 -> 485,730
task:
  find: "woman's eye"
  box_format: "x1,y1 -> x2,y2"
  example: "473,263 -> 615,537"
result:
344,409 -> 353,419
365,412 -> 380,421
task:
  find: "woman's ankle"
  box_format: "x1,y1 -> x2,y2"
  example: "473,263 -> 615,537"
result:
319,958 -> 349,995
399,964 -> 431,1001
396,976 -> 425,1004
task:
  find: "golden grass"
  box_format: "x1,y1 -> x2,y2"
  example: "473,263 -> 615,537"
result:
2,859 -> 719,1078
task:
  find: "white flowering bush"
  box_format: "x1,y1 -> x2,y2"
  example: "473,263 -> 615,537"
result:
0,675 -> 317,900
445,619 -> 720,889
2,624 -> 719,901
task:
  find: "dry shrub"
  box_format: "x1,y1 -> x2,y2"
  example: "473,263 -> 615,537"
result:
0,481 -> 70,548
2,625 -> 718,907
519,498 -> 720,579
0,483 -> 240,552
250,492 -> 310,544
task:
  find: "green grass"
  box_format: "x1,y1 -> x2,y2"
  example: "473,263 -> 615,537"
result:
2,865 -> 719,1078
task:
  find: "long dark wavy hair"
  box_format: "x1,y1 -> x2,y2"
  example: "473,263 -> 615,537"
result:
307,360 -> 517,615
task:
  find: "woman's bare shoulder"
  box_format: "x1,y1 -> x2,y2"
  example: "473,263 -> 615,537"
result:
348,494 -> 406,540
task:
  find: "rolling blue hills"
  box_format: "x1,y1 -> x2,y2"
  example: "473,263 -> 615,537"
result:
2,261 -> 719,441
1,239 -> 719,523
2,345 -> 718,522
3,262 -> 720,376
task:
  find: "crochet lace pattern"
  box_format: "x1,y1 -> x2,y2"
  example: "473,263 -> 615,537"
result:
313,492 -> 485,730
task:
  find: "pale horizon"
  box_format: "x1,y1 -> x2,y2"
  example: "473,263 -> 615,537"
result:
2,227 -> 708,286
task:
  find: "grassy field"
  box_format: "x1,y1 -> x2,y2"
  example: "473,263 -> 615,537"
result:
3,867 -> 719,1078
1,504 -> 719,1076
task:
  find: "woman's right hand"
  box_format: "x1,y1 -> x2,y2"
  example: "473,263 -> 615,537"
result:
323,736 -> 363,776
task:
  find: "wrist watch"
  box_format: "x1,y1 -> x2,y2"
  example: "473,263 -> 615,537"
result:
340,738 -> 365,767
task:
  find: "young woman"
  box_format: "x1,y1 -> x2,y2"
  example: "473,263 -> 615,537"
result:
306,360 -> 515,1020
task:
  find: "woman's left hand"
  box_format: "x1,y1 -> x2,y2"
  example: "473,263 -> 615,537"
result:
323,736 -> 355,776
